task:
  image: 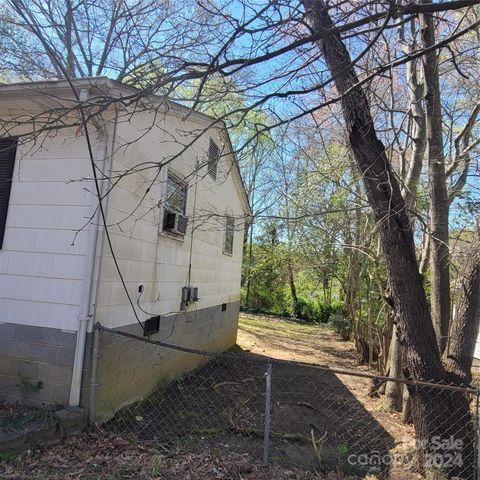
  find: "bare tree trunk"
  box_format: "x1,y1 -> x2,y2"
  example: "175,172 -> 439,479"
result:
419,231 -> 431,275
419,3 -> 451,354
302,0 -> 441,379
288,258 -> 300,317
245,222 -> 253,309
401,20 -> 426,213
386,21 -> 427,411
245,218 -> 254,309
443,216 -> 480,384
383,324 -> 402,411
301,2 -> 476,477
64,0 -> 76,78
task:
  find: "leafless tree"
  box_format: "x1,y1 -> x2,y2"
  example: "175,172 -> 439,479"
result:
2,0 -> 480,477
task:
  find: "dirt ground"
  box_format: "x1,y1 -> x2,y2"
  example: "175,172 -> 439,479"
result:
237,313 -> 415,447
237,314 -> 419,479
0,313 -> 421,480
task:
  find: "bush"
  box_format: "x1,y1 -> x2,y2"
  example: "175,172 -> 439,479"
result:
294,298 -> 316,321
330,312 -> 352,340
318,302 -> 344,323
294,298 -> 344,324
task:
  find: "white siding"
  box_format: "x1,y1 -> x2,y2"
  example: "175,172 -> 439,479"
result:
95,107 -> 246,328
0,119 -> 103,331
0,96 -> 246,334
474,332 -> 480,360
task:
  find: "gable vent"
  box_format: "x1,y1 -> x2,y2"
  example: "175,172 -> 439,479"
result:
208,139 -> 219,180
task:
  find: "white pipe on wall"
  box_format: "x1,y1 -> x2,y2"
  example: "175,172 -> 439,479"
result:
69,88 -> 111,407
87,109 -> 119,421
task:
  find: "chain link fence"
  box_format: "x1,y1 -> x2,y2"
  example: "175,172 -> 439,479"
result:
97,326 -> 479,479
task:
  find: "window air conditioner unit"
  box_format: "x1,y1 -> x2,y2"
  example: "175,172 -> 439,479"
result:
163,209 -> 188,235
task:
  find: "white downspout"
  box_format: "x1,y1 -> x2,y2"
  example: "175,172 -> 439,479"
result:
69,88 -> 111,407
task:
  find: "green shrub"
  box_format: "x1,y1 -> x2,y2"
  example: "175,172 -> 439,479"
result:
294,298 -> 316,321
293,298 -> 345,323
318,301 -> 344,323
330,312 -> 352,340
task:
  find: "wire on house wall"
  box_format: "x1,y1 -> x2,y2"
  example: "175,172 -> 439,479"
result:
5,12 -> 147,331
66,79 -> 145,332
187,157 -> 200,287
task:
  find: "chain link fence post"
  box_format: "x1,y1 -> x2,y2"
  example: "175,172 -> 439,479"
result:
88,323 -> 101,423
263,361 -> 272,466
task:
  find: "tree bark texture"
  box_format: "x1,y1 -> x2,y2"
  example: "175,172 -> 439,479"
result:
443,217 -> 480,384
302,0 -> 441,380
301,2 -> 476,477
386,23 -> 427,412
401,20 -> 426,214
383,324 -> 403,411
419,2 -> 451,354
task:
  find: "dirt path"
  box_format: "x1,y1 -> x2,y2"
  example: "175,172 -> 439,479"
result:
237,313 -> 418,479
238,313 -> 359,367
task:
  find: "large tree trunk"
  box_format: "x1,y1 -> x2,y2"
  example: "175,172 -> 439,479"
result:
419,2 -> 451,354
301,2 -> 476,477
302,0 -> 441,379
386,21 -> 427,412
443,216 -> 480,384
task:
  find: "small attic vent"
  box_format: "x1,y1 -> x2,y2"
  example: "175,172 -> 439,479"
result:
208,139 -> 219,180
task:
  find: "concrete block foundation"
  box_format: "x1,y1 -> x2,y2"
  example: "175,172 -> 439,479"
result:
94,301 -> 240,421
0,301 -> 239,422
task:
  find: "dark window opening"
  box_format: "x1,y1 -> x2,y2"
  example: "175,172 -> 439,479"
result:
0,138 -> 17,249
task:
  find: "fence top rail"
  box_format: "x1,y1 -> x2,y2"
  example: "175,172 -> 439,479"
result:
96,323 -> 478,395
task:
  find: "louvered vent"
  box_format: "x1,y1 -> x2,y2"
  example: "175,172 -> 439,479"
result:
0,138 -> 17,248
208,139 -> 219,180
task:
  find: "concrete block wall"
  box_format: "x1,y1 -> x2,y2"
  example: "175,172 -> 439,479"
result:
94,301 -> 240,421
0,323 -> 87,407
0,301 -> 237,413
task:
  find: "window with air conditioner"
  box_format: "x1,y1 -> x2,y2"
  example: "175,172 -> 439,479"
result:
162,174 -> 188,236
223,216 -> 234,255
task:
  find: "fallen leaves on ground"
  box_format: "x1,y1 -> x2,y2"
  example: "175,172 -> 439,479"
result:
0,430 -> 366,479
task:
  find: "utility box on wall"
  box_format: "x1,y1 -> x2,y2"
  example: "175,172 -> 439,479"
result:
181,286 -> 200,311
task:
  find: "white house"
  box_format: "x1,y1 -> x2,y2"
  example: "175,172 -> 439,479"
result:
0,77 -> 250,420
473,336 -> 480,373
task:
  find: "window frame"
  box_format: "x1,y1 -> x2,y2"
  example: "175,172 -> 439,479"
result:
164,172 -> 188,215
160,172 -> 188,237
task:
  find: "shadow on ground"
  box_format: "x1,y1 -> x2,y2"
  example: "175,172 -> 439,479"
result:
103,347 -> 394,478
